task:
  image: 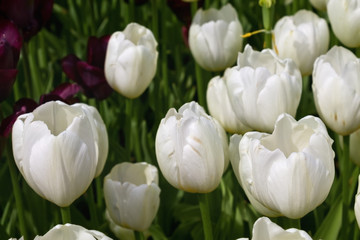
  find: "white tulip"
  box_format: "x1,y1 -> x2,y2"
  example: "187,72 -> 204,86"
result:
105,22 -> 158,99
105,210 -> 135,240
231,113 -> 335,218
226,44 -> 302,133
327,0 -> 360,48
189,4 -> 243,71
309,0 -> 328,11
206,75 -> 251,134
12,101 -> 108,207
237,217 -> 313,240
273,10 -> 329,75
104,162 -> 160,232
33,224 -> 112,240
355,175 -> 360,228
312,46 -> 360,135
155,101 -> 228,193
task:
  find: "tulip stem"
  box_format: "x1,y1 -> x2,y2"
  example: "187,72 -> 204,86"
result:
261,5 -> 274,48
60,206 -> 71,224
134,231 -> 144,240
86,183 -> 99,226
7,145 -> 28,240
341,134 -> 350,238
195,63 -> 206,109
198,193 -> 213,240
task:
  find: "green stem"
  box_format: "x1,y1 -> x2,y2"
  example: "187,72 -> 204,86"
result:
198,193 -> 213,240
195,63 -> 206,109
21,44 -> 33,98
161,0 -> 169,99
7,146 -> 28,240
134,231 -> 145,240
86,183 -> 99,226
262,5 -> 274,48
60,206 -> 71,224
341,135 -> 350,238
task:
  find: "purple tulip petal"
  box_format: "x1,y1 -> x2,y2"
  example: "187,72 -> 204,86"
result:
0,19 -> 22,69
0,0 -> 54,41
87,35 -> 110,68
61,54 -> 83,84
77,61 -> 113,100
39,83 -> 81,104
0,69 -> 18,102
0,98 -> 38,137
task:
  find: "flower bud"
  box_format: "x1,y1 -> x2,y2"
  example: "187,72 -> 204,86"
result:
104,162 -> 160,232
105,23 -> 158,99
12,101 -> 108,207
273,10 -> 329,76
189,4 -> 243,71
312,46 -> 360,135
155,101 -> 228,193
327,0 -> 360,48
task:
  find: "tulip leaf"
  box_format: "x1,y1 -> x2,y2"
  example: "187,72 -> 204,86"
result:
314,195 -> 342,240
0,224 -> 9,239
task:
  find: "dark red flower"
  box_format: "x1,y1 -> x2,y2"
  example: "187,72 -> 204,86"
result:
0,0 -> 54,41
62,35 -> 113,100
167,0 -> 204,25
0,19 -> 22,102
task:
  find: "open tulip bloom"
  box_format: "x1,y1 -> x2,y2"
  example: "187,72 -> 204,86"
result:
226,44 -> 302,133
230,113 -> 335,219
11,101 -> 108,207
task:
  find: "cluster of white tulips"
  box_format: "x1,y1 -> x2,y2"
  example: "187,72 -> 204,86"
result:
6,0 -> 360,239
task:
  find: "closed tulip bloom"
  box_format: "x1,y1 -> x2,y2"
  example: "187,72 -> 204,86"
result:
273,10 -> 329,76
33,224 -> 112,240
155,101 -> 228,193
189,4 -> 243,71
226,44 -> 302,133
104,162 -> 160,232
327,0 -> 360,48
104,23 -> 158,99
206,75 -> 251,134
237,217 -> 313,240
355,175 -> 360,228
312,46 -> 360,135
231,113 -> 335,218
12,101 -> 108,207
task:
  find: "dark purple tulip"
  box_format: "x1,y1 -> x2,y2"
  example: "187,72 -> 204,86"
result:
0,0 -> 54,41
62,35 -> 113,100
167,0 -> 204,25
124,0 -> 149,5
0,19 -> 22,102
0,83 -> 81,137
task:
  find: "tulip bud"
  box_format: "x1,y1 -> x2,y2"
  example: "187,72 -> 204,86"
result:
188,4 -> 243,71
312,46 -> 360,135
355,175 -> 360,228
231,113 -> 335,219
32,224 -> 112,240
327,0 -> 360,48
104,23 -> 158,99
273,10 -> 329,76
237,217 -> 313,240
226,44 -> 302,133
12,101 -> 108,207
104,162 -> 160,232
155,101 -> 228,193
206,75 -> 251,134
